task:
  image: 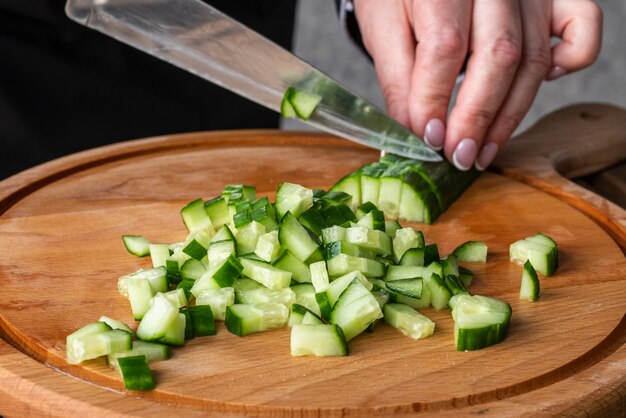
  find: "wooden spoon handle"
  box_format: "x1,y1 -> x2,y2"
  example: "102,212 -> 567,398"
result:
494,103 -> 626,251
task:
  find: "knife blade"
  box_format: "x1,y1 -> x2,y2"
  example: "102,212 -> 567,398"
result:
65,0 -> 442,162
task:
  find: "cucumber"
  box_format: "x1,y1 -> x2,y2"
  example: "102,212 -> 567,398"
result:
282,87 -> 321,120
190,255 -> 243,296
399,247 -> 425,266
326,254 -> 385,278
345,225 -> 392,256
117,355 -> 155,391
383,303 -> 435,340
236,221 -> 266,255
356,201 -> 379,219
360,163 -> 387,208
329,278 -> 383,340
324,240 -> 376,260
149,244 -> 170,268
520,260 -> 540,301
453,241 -> 488,262
291,324 -> 348,356
195,287 -> 235,320
180,258 -> 207,281
108,340 -> 169,369
452,294 -> 512,351
255,230 -> 281,262
188,305 -> 216,337
234,277 -> 295,306
122,235 -> 151,257
393,227 -> 424,263
356,210 -> 385,232
275,183 -> 314,219
157,312 -> 186,346
99,316 -> 132,333
279,212 -> 321,263
291,283 -> 321,316
273,250 -> 312,283
136,293 -> 179,341
329,170 -> 361,212
510,235 -> 557,276
240,258 -> 292,290
127,276 -> 155,320
384,278 -> 423,299
225,303 -> 289,336
204,196 -> 230,229
181,198 -> 214,233
309,260 -> 330,292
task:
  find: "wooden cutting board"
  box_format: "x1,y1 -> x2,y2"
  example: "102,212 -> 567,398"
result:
0,103 -> 625,418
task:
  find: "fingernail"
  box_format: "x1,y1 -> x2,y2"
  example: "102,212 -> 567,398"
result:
475,143 -> 499,171
547,66 -> 567,80
424,119 -> 445,150
452,138 -> 478,171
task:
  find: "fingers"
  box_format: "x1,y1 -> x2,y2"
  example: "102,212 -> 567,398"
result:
407,0 -> 472,150
478,0 -> 552,170
445,0 -> 523,170
354,0 -> 416,127
548,0 -> 603,80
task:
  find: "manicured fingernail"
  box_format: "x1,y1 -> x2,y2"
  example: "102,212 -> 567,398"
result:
452,138 -> 478,171
547,66 -> 567,80
475,143 -> 499,171
424,119 -> 445,150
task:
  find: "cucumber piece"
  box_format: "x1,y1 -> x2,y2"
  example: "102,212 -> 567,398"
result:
510,238 -> 557,276
371,289 -> 390,309
279,212 -> 321,263
324,240 -> 376,260
284,87 -> 321,120
298,204 -> 326,237
157,312 -> 186,346
321,225 -> 347,244
118,267 -> 168,300
315,270 -> 370,319
452,294 -> 512,351
182,230 -> 212,260
190,255 -> 243,296
291,324 -> 348,356
149,244 -> 170,268
162,288 -> 188,309
280,92 -> 296,118
391,285 -> 432,309
442,255 -> 460,278
180,258 -> 207,281
99,316 -> 132,333
67,328 -> 131,365
117,355 -> 155,391
180,308 -> 194,340
176,278 -> 195,301
188,305 -> 216,337
329,170 -> 361,212
181,198 -> 214,233
345,225 -> 392,256
240,258 -> 292,290
122,235 -> 151,257
225,303 -> 289,336
329,278 -> 383,340
384,278 -> 423,299
356,201 -> 379,219
383,303 -> 435,340
195,287 -> 235,320
384,220 -> 402,238
234,277 -> 295,306
393,227 -> 424,263
526,233 -> 558,269
108,341 -> 169,369
236,221 -> 266,255
458,266 -> 474,289
255,230 -> 281,262
211,224 -> 236,243
273,250 -> 312,283
453,241 -> 488,262
423,243 -> 440,265
520,260 -> 540,301
127,276 -> 155,320
326,254 -> 385,278
360,163 -> 387,208
310,260 -> 330,292
136,293 -> 179,341
399,247 -> 425,266
428,273 -> 452,310
301,311 -> 324,325
275,183 -> 314,219
204,196 -> 230,229
444,274 -> 468,296
321,190 -> 353,207
378,164 -> 410,220
356,210 -> 385,232
385,265 -> 427,281
291,283 -> 321,316
207,240 -> 236,268
288,303 -> 307,327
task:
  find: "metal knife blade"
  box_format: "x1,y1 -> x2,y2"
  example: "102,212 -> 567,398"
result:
65,0 -> 442,162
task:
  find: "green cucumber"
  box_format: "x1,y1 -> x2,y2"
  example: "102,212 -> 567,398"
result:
290,324 -> 348,356
452,294 -> 512,351
117,355 -> 155,391
520,260 -> 540,301
225,303 -> 289,336
195,287 -> 235,320
122,235 -> 151,257
453,241 -> 488,262
383,303 -> 435,340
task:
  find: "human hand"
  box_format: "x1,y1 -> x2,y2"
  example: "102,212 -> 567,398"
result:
353,0 -> 603,170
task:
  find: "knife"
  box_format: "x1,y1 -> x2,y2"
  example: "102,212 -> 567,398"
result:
65,0 -> 442,162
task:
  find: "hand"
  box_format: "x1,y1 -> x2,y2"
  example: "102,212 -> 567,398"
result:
353,0 -> 603,170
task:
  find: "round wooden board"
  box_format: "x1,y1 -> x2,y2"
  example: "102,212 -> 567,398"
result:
0,127 -> 625,417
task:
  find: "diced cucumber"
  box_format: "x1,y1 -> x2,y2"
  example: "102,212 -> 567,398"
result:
99,316 -> 132,333
324,240 -> 376,260
136,293 -> 180,341
127,276 -> 154,320
236,221 -> 266,255
211,224 -> 236,243
255,230 -> 281,262
356,201 -> 379,219
452,294 -> 512,351
180,258 -> 207,281
275,183 -> 314,219
108,340 -> 169,369
385,265 -> 427,281
204,196 -> 230,229
190,255 -> 243,296
360,163 -> 387,208
428,273 -> 452,310
310,260 -> 330,292
188,305 -> 216,337
383,303 -> 435,340
301,311 -> 324,325
384,220 -> 402,238
458,266 -> 474,289
182,230 -> 211,260
66,321 -> 112,364
326,254 -> 385,278
283,87 -> 321,120
149,244 -> 170,268
510,237 -> 557,276
117,355 -> 155,391
195,287 -> 235,320
391,285 -> 431,309
207,239 -> 236,268
384,278 -> 423,299
291,324 -> 348,356
157,312 -> 186,346
273,250 -> 312,283
234,277 -> 295,306
423,243 -> 440,264
453,241 -> 488,262
225,303 -> 289,336
329,278 -> 383,340
321,225 -> 346,244
393,227 -> 424,263
329,171 -> 361,212
399,247 -> 425,266
181,198 -> 214,233
291,283 -> 321,316
122,235 -> 151,257
345,225 -> 392,256
279,212 -> 321,262
240,258 -> 292,290
162,288 -> 188,309
520,260 -> 540,301
356,210 -> 385,232
67,328 -> 131,365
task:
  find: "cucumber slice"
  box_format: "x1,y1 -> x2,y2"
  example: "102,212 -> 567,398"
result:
510,237 -> 557,276
383,303 -> 435,340
291,324 -> 348,357
136,293 -> 180,341
279,212 -> 321,263
188,305 -> 216,337
117,355 -> 155,391
284,87 -> 321,120
273,250 -> 312,283
122,235 -> 151,257
195,287 -> 235,320
452,294 -> 512,351
108,341 -> 169,369
234,277 -> 295,306
240,258 -> 292,290
329,278 -> 383,341
99,316 -> 132,333
326,254 -> 385,278
255,230 -> 281,262
291,283 -> 321,316
309,260 -> 330,292
356,210 -> 385,232
345,225 -> 392,256
520,260 -> 540,301
360,163 -> 387,208
157,312 -> 186,346
67,329 -> 131,365
190,255 -> 243,296
149,244 -> 170,268
275,183 -> 314,219
181,198 -> 214,233
236,221 -> 266,255
225,303 -> 289,336
453,241 -> 488,262
329,170 -> 361,212
207,240 -> 236,268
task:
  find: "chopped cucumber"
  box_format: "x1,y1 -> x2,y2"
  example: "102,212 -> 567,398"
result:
520,260 -> 540,301
108,340 -> 169,369
225,303 -> 289,336
195,287 -> 235,320
383,303 -> 435,340
122,235 -> 151,257
117,355 -> 155,391
453,241 -> 488,262
452,294 -> 512,351
291,324 -> 348,356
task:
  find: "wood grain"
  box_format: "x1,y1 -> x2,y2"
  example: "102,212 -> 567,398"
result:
0,105 -> 625,417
